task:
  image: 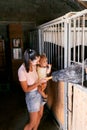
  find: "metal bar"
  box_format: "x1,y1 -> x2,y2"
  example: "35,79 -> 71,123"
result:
68,19 -> 71,66
77,17 -> 80,62
52,25 -> 55,67
61,23 -> 63,68
50,27 -> 53,64
73,19 -> 76,62
41,29 -> 44,54
38,12 -> 77,29
55,25 -> 58,68
48,27 -> 51,64
82,15 -> 85,86
68,9 -> 87,20
58,24 -> 60,68
47,27 -> 50,63
56,24 -> 59,69
43,30 -> 47,53
38,29 -> 42,54
63,20 -> 68,130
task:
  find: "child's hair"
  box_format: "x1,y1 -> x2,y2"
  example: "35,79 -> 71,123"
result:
23,49 -> 38,72
39,54 -> 47,62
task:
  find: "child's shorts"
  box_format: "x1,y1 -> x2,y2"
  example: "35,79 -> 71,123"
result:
25,90 -> 45,112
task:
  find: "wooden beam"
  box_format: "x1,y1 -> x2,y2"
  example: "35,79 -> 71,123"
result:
77,0 -> 87,8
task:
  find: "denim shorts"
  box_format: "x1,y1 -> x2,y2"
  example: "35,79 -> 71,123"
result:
25,90 -> 45,112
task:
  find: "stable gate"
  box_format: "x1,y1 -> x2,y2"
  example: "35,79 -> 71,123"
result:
29,9 -> 87,130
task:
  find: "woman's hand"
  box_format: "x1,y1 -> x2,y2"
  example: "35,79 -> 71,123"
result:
35,78 -> 47,87
39,78 -> 47,84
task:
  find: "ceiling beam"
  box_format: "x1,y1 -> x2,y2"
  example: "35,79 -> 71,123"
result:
77,0 -> 87,8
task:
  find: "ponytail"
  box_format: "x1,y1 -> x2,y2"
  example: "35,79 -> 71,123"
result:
23,49 -> 37,72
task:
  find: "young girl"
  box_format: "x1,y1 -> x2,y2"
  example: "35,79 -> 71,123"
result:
37,54 -> 52,99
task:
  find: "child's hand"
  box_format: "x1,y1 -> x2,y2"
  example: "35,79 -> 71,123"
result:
85,68 -> 87,74
45,76 -> 52,81
47,64 -> 52,74
47,64 -> 52,68
39,78 -> 47,84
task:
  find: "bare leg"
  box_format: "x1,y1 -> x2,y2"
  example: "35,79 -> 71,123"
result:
38,83 -> 48,98
33,105 -> 44,130
41,83 -> 47,91
24,112 -> 38,130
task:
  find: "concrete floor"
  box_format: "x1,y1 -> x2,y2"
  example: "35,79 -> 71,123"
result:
0,85 -> 62,130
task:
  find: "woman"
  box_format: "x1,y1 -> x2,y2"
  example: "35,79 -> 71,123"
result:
18,49 -> 47,130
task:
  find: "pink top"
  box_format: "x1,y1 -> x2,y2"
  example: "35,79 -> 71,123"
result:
18,64 -> 38,87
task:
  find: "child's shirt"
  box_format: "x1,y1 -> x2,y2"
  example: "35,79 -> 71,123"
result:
37,64 -> 51,79
37,66 -> 47,79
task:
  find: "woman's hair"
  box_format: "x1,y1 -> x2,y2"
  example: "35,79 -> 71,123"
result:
23,49 -> 37,72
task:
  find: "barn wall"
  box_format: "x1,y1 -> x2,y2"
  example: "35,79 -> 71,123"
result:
47,80 -> 64,126
71,84 -> 87,130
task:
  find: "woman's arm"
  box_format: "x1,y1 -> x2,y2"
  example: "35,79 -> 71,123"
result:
19,80 -> 40,93
19,78 -> 47,93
